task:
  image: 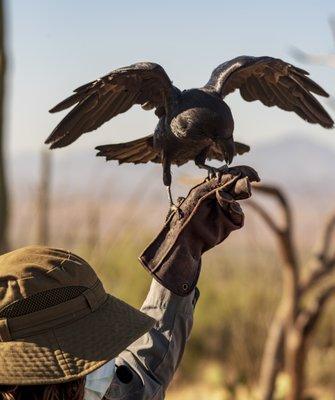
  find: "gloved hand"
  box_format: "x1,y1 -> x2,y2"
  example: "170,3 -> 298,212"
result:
139,165 -> 260,296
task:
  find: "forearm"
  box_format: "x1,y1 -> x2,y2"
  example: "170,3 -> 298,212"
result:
106,279 -> 198,400
104,167 -> 253,399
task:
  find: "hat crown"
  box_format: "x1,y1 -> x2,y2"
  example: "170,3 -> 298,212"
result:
0,246 -> 100,316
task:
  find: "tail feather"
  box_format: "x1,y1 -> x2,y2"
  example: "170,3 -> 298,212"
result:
96,135 -> 161,164
207,140 -> 250,163
234,141 -> 250,155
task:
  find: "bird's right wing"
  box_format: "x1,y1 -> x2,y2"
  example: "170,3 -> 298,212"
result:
46,62 -> 174,148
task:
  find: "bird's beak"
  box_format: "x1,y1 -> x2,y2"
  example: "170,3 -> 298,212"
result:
219,137 -> 235,165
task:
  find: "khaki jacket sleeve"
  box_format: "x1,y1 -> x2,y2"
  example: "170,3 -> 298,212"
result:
104,279 -> 198,400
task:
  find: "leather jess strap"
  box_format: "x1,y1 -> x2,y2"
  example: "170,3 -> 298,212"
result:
0,280 -> 107,342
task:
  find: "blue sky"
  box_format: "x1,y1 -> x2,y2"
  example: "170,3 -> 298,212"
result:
5,0 -> 335,156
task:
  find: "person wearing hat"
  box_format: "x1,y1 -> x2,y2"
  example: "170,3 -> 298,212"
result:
0,167 -> 258,400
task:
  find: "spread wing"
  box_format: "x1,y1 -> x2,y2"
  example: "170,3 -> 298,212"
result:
205,56 -> 334,129
46,62 -> 174,148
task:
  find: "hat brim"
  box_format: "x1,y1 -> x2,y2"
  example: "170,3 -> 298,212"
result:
0,295 -> 154,385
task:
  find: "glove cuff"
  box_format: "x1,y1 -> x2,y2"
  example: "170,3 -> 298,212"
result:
139,236 -> 202,296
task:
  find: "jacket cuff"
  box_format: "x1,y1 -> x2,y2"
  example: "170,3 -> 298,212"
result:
140,279 -> 199,317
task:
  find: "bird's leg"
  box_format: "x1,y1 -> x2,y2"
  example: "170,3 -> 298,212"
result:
165,186 -> 184,219
166,185 -> 174,206
163,155 -> 184,220
195,150 -> 217,180
200,163 -> 230,181
197,163 -> 219,180
195,158 -> 229,181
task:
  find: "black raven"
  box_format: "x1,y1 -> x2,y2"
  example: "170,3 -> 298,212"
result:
46,56 -> 333,209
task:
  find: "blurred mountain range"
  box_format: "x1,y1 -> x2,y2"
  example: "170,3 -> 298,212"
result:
8,133 -> 335,199
7,133 -> 334,247
242,134 -> 335,195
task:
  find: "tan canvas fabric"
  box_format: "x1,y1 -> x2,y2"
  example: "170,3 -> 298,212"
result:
0,246 -> 154,385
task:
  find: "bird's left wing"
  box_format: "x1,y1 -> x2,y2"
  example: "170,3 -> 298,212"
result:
204,56 -> 334,129
46,62 -> 174,148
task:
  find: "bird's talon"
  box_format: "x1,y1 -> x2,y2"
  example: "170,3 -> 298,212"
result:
216,171 -> 223,182
171,204 -> 184,219
218,164 -> 229,174
208,168 -> 216,180
165,203 -> 184,221
177,196 -> 185,205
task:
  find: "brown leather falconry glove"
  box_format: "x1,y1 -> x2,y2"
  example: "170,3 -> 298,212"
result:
139,166 -> 260,296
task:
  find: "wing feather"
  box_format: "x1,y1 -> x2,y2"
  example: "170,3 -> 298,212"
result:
240,83 -> 254,102
250,76 -> 273,106
205,56 -> 334,129
46,62 -> 174,148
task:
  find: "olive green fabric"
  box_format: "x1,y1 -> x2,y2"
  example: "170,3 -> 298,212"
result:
0,246 -> 154,385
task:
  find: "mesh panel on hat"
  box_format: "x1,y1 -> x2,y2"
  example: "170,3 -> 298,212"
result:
0,286 -> 87,318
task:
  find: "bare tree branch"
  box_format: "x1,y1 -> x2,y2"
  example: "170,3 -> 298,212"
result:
251,184 -> 299,274
247,199 -> 282,235
301,257 -> 335,293
318,213 -> 335,261
296,284 -> 335,337
250,183 -> 301,399
259,306 -> 285,400
252,184 -> 293,232
301,213 -> 335,292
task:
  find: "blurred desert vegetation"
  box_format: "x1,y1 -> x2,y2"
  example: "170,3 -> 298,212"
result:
4,139 -> 335,400
0,3 -> 335,399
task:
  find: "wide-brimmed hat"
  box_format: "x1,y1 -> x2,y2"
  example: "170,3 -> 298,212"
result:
0,246 -> 154,385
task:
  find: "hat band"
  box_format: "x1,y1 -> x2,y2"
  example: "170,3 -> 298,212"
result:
0,280 -> 107,342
